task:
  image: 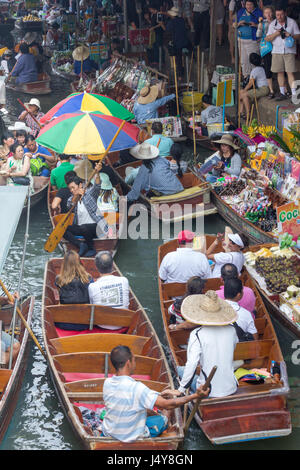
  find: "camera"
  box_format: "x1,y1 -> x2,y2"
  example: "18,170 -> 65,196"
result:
280,27 -> 286,39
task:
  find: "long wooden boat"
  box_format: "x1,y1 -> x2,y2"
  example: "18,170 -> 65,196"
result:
0,295 -> 35,442
6,73 -> 51,95
244,243 -> 300,339
158,235 -> 291,445
41,257 -> 183,450
47,183 -> 123,257
184,126 -> 217,151
22,176 -> 49,214
107,156 -> 217,223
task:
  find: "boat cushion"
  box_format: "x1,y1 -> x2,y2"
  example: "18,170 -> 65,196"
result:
64,372 -> 151,382
150,185 -> 206,202
55,326 -> 128,337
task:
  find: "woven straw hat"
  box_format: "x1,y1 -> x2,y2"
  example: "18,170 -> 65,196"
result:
212,134 -> 239,150
72,45 -> 89,61
137,85 -> 159,104
74,158 -> 94,180
129,142 -> 159,160
181,291 -> 238,326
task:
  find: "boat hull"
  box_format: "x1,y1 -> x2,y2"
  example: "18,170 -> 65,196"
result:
6,74 -> 51,95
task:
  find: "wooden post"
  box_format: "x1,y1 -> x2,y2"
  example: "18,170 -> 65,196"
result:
197,45 -> 200,92
208,0 -> 217,83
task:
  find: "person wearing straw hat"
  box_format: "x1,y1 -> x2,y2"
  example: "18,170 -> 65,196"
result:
125,142 -> 184,202
206,232 -> 249,278
133,85 -> 175,125
205,134 -> 242,184
72,45 -> 98,76
175,290 -> 239,398
18,97 -> 45,138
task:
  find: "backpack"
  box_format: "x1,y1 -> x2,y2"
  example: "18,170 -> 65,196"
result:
231,322 -> 254,342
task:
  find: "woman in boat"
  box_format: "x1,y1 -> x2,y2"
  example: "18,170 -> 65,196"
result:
125,142 -> 184,202
168,276 -> 206,328
205,134 -> 242,184
2,142 -> 34,192
96,173 -> 119,236
10,43 -> 38,85
206,232 -> 249,278
169,143 -> 188,177
55,250 -> 93,330
0,132 -> 15,161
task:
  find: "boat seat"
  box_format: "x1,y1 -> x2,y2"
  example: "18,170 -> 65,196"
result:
161,283 -> 186,301
50,333 -> 151,355
0,369 -> 12,393
150,184 -> 209,203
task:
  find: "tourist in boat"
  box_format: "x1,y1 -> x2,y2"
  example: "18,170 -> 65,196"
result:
0,132 -> 15,161
64,163 -> 110,257
174,290 -> 239,398
2,142 -> 34,192
239,53 -> 270,119
206,232 -> 249,278
168,276 -> 206,328
54,250 -> 93,331
133,85 -> 175,125
145,121 -> 174,158
9,43 -> 38,85
216,263 -> 256,315
51,170 -> 76,214
15,130 -> 28,148
101,345 -> 209,442
24,135 -> 56,176
125,142 -> 184,202
1,330 -> 20,366
96,173 -> 119,234
169,143 -> 188,176
72,45 -> 99,76
50,154 -> 75,190
18,98 -> 45,138
204,134 -> 242,184
223,278 -> 258,340
0,49 -> 16,76
159,230 -> 211,284
199,94 -> 223,136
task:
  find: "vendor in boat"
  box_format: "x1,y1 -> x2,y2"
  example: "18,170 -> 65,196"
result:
174,291 -> 239,398
145,121 -> 174,158
199,94 -> 223,136
101,345 -> 209,442
18,98 -> 45,138
72,45 -> 99,76
64,162 -> 110,258
24,135 -> 56,176
1,142 -> 34,192
125,142 -> 184,202
206,232 -> 249,278
133,85 -> 176,125
204,134 -> 242,184
9,43 -> 38,85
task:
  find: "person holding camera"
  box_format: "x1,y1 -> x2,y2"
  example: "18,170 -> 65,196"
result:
265,2 -> 300,102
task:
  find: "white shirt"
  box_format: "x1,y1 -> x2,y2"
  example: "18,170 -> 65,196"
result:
225,300 -> 257,335
159,247 -> 212,284
250,66 -> 268,88
178,326 -> 238,397
267,17 -> 300,55
211,251 -> 245,278
88,275 -> 129,329
77,200 -> 95,225
193,0 -> 210,13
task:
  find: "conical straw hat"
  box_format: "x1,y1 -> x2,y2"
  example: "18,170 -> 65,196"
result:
181,291 -> 238,326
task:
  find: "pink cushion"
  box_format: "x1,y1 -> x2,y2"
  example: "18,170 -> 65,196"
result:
55,326 -> 128,337
74,403 -> 105,412
64,373 -> 151,382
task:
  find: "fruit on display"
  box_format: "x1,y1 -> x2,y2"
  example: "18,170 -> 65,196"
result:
242,119 -> 276,139
254,255 -> 300,293
22,15 -> 41,22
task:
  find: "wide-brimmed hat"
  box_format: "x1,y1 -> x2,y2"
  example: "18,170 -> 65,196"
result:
99,172 -> 113,190
23,32 -> 38,44
137,85 -> 159,104
72,45 -> 89,61
74,158 -> 94,180
25,98 -> 41,110
8,121 -> 31,133
212,134 -> 239,150
168,6 -> 180,16
129,142 -> 159,160
228,233 -> 244,248
181,290 -> 238,326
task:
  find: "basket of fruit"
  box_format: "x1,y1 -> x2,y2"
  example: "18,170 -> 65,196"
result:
20,14 -> 43,31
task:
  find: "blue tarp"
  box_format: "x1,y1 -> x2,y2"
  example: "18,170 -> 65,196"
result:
0,186 -> 28,276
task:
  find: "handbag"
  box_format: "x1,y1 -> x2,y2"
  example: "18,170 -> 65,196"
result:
11,176 -> 30,185
259,22 -> 272,57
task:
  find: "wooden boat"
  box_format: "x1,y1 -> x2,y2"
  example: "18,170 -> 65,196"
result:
158,235 -> 291,445
47,183 -> 123,257
107,156 -> 217,223
51,63 -> 77,82
0,295 -> 35,442
6,73 -> 51,95
184,126 -> 217,151
22,176 -> 49,214
42,257 -> 183,450
244,243 -> 300,339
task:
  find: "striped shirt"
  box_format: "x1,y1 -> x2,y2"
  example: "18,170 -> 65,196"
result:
102,376 -> 159,442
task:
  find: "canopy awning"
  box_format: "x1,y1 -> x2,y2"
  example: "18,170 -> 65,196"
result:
0,186 -> 28,276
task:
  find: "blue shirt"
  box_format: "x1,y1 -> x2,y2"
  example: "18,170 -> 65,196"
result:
237,8 -> 262,41
12,53 -> 38,84
145,134 -> 174,157
133,95 -> 175,125
126,156 -> 184,201
73,57 -> 98,75
24,143 -> 52,163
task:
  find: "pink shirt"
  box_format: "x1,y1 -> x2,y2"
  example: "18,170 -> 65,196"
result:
216,285 -> 256,315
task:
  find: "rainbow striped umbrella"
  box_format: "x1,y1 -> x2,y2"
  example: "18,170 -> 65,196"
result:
36,112 -> 139,155
39,92 -> 134,124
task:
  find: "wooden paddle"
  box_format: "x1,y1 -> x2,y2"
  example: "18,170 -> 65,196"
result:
183,365 -> 217,436
44,120 -> 126,253
0,280 -> 46,359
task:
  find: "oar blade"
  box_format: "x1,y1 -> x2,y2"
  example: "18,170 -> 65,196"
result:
44,212 -> 73,252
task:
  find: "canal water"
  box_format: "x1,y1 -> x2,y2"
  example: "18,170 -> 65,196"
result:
0,75 -> 299,450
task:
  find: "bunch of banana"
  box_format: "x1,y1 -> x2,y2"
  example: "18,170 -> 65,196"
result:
23,15 -> 41,22
258,125 -> 276,138
246,124 -> 259,138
